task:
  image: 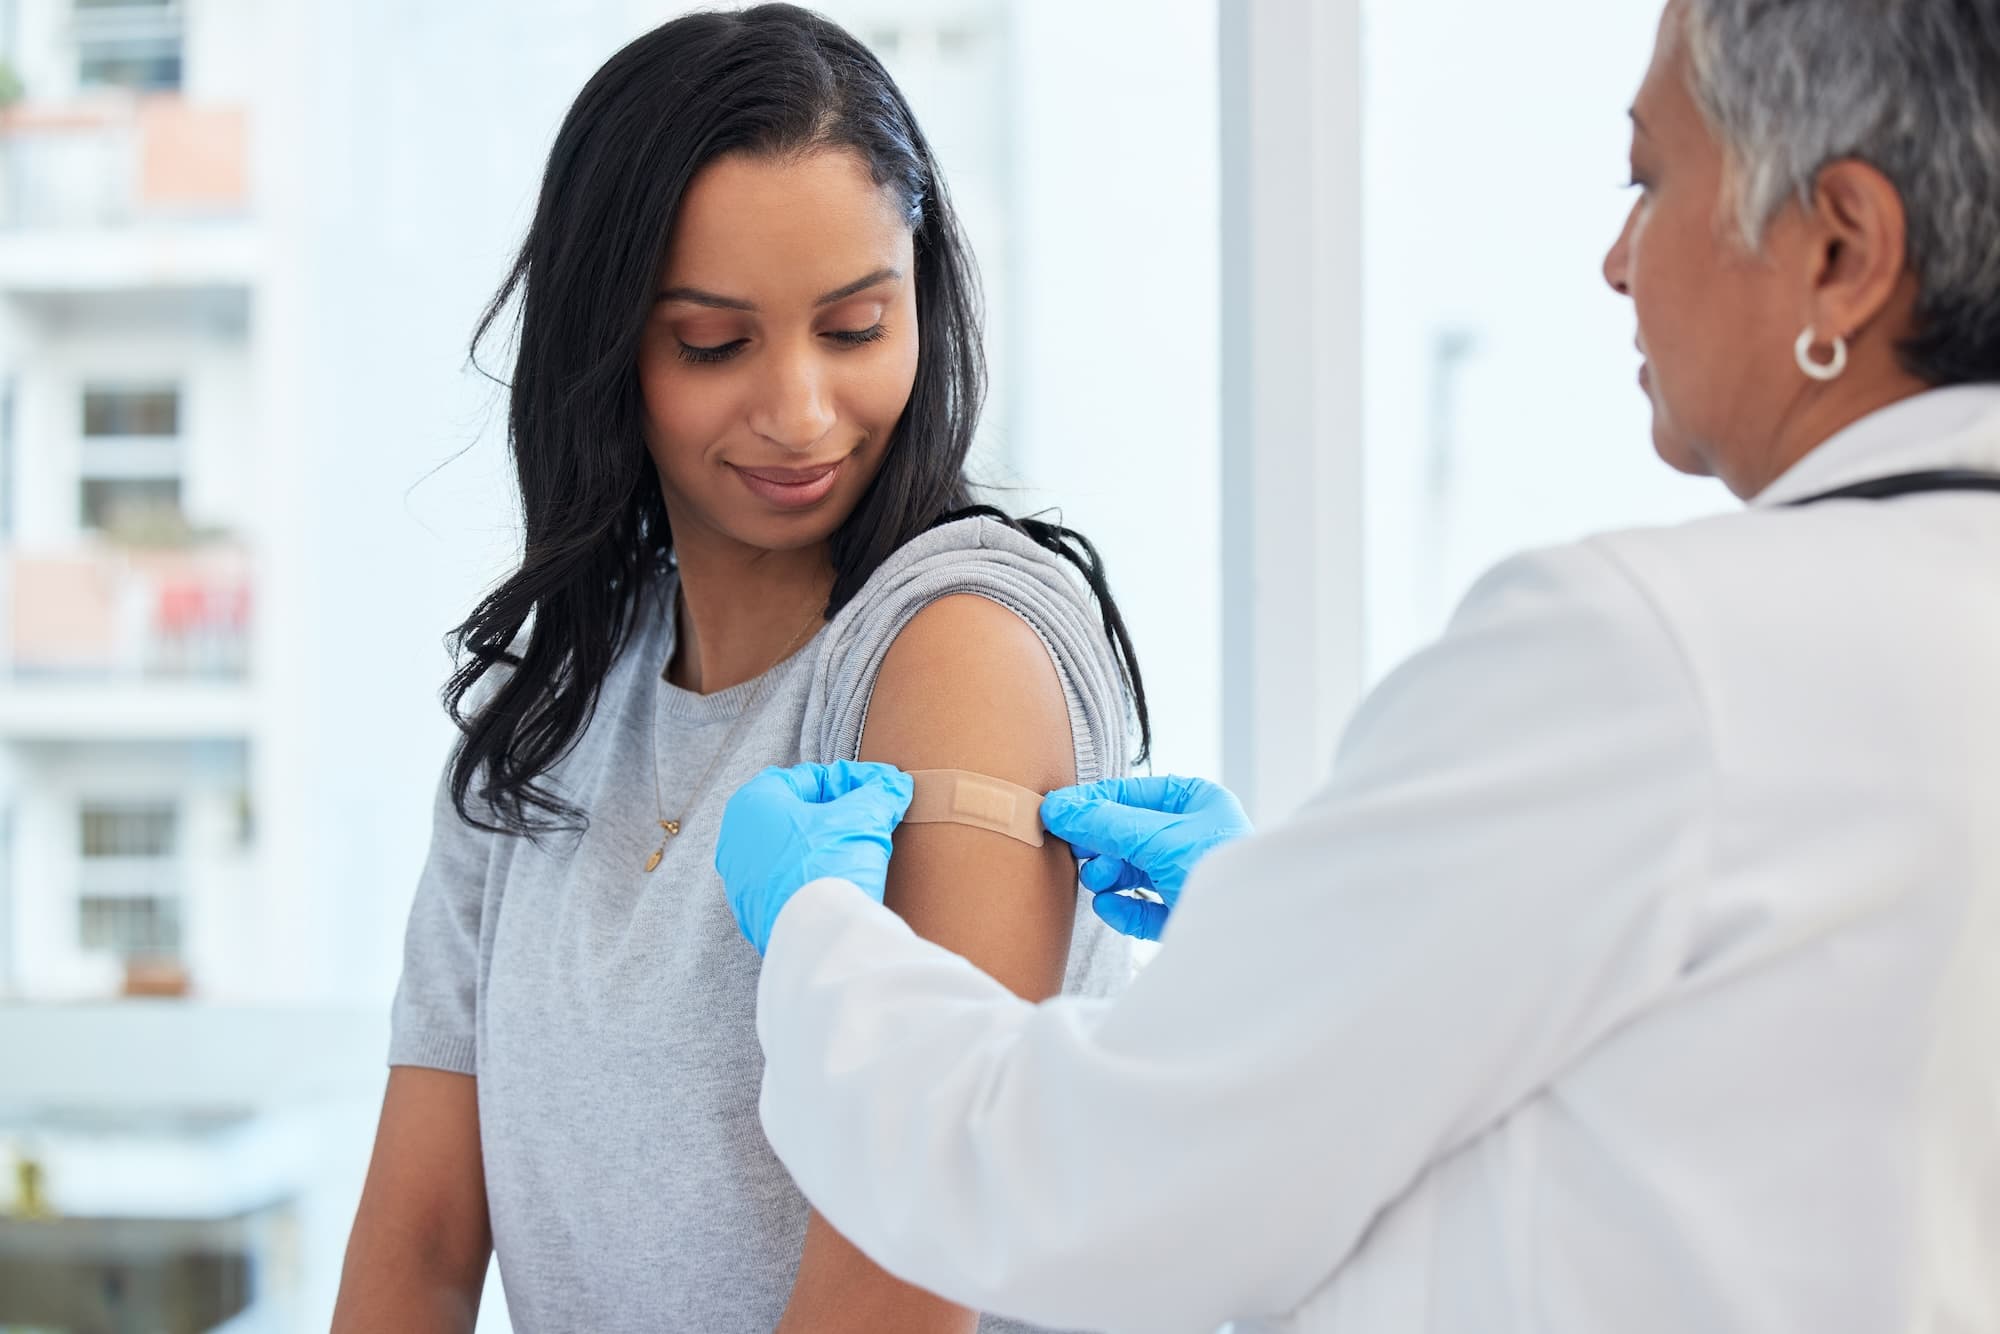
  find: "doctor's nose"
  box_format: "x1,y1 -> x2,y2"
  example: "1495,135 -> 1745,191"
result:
1603,206 -> 1636,297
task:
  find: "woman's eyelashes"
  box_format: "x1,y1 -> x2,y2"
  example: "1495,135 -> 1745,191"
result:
676,338 -> 749,365
674,324 -> 890,365
826,323 -> 889,348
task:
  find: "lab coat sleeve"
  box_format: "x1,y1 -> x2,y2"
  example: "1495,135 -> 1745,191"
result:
756,539 -> 1712,1333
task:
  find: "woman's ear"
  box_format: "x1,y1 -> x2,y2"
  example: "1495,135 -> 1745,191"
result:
1804,158 -> 1912,343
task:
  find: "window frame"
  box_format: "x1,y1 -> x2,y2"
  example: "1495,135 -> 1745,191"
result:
1217,0 -> 1364,822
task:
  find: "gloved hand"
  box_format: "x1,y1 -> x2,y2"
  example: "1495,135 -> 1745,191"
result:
1040,775 -> 1253,941
715,760 -> 915,955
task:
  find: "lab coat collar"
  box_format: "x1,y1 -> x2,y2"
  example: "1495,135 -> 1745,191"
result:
1752,384 -> 2000,508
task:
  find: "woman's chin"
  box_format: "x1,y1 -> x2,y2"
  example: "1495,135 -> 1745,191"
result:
1649,422 -> 1714,480
710,497 -> 861,556
663,482 -> 860,558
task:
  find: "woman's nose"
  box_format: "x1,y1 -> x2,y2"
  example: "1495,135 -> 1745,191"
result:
1603,208 -> 1635,296
748,350 -> 837,453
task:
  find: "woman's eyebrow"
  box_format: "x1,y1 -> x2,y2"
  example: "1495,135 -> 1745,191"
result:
655,285 -> 754,310
815,267 -> 901,306
653,268 -> 903,311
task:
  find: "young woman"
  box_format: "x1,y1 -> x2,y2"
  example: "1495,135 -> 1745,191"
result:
331,6 -> 1149,1333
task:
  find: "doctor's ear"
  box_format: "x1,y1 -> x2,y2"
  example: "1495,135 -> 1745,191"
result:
1800,159 -> 1916,348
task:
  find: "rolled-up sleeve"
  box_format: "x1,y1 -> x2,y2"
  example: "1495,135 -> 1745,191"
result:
387,761 -> 494,1075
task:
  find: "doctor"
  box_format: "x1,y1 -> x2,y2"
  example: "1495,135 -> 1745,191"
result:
714,2 -> 2000,1331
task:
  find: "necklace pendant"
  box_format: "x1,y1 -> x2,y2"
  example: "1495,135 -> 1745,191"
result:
643,822 -> 678,873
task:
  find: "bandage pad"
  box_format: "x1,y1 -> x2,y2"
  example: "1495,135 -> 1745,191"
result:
902,769 -> 1046,848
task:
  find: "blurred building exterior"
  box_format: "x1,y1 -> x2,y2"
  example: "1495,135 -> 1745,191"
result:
0,5 -> 317,1327
1,0 -> 260,1006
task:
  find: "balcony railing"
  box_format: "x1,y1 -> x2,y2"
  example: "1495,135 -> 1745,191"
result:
4,543 -> 251,680
0,95 -> 247,230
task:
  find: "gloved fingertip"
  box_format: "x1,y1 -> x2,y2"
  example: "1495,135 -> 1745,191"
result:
1085,856 -> 1141,893
1090,889 -> 1163,942
1040,794 -> 1096,841
1048,778 -> 1105,808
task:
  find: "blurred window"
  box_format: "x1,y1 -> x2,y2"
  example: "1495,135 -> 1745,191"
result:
81,475 -> 182,530
84,384 -> 180,437
79,891 -> 183,956
1359,0 -> 1722,679
77,799 -> 183,958
80,800 -> 176,857
74,0 -> 184,93
79,383 -> 184,532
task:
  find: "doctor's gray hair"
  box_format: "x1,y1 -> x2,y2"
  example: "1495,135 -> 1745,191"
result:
1680,0 -> 2000,385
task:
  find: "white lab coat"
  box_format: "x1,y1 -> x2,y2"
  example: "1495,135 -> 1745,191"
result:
755,386 -> 2000,1334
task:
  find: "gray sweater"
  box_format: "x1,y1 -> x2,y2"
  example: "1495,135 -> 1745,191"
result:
388,517 -> 1133,1333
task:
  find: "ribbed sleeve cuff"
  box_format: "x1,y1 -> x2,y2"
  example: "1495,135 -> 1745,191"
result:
387,1027 -> 476,1076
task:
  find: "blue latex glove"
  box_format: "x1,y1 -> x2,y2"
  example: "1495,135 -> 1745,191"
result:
715,760 -> 915,955
1040,775 -> 1253,941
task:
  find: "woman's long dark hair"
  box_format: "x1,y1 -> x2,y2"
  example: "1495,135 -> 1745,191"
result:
448,4 -> 1150,836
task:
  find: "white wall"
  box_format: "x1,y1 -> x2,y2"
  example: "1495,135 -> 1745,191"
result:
0,296 -> 24,546
10,0 -> 74,101
184,0 -> 258,101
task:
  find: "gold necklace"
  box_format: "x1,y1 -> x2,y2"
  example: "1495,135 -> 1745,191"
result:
644,602 -> 822,872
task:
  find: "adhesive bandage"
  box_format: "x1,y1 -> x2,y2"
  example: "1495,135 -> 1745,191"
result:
902,769 -> 1047,848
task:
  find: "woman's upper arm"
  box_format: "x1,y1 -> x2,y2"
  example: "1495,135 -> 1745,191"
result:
858,592 -> 1084,1001
334,1066 -> 491,1332
779,593 -> 1087,1333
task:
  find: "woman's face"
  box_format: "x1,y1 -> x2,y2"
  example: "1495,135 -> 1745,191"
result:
640,148 -> 921,556
1602,2 -> 1813,493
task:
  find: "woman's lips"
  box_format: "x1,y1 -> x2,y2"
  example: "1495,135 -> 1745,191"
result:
730,459 -> 844,510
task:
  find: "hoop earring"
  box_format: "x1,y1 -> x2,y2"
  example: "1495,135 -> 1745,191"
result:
1795,328 -> 1848,382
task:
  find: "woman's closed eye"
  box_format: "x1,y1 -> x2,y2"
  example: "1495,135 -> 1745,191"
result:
826,323 -> 889,348
676,325 -> 889,365
677,337 -> 750,365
